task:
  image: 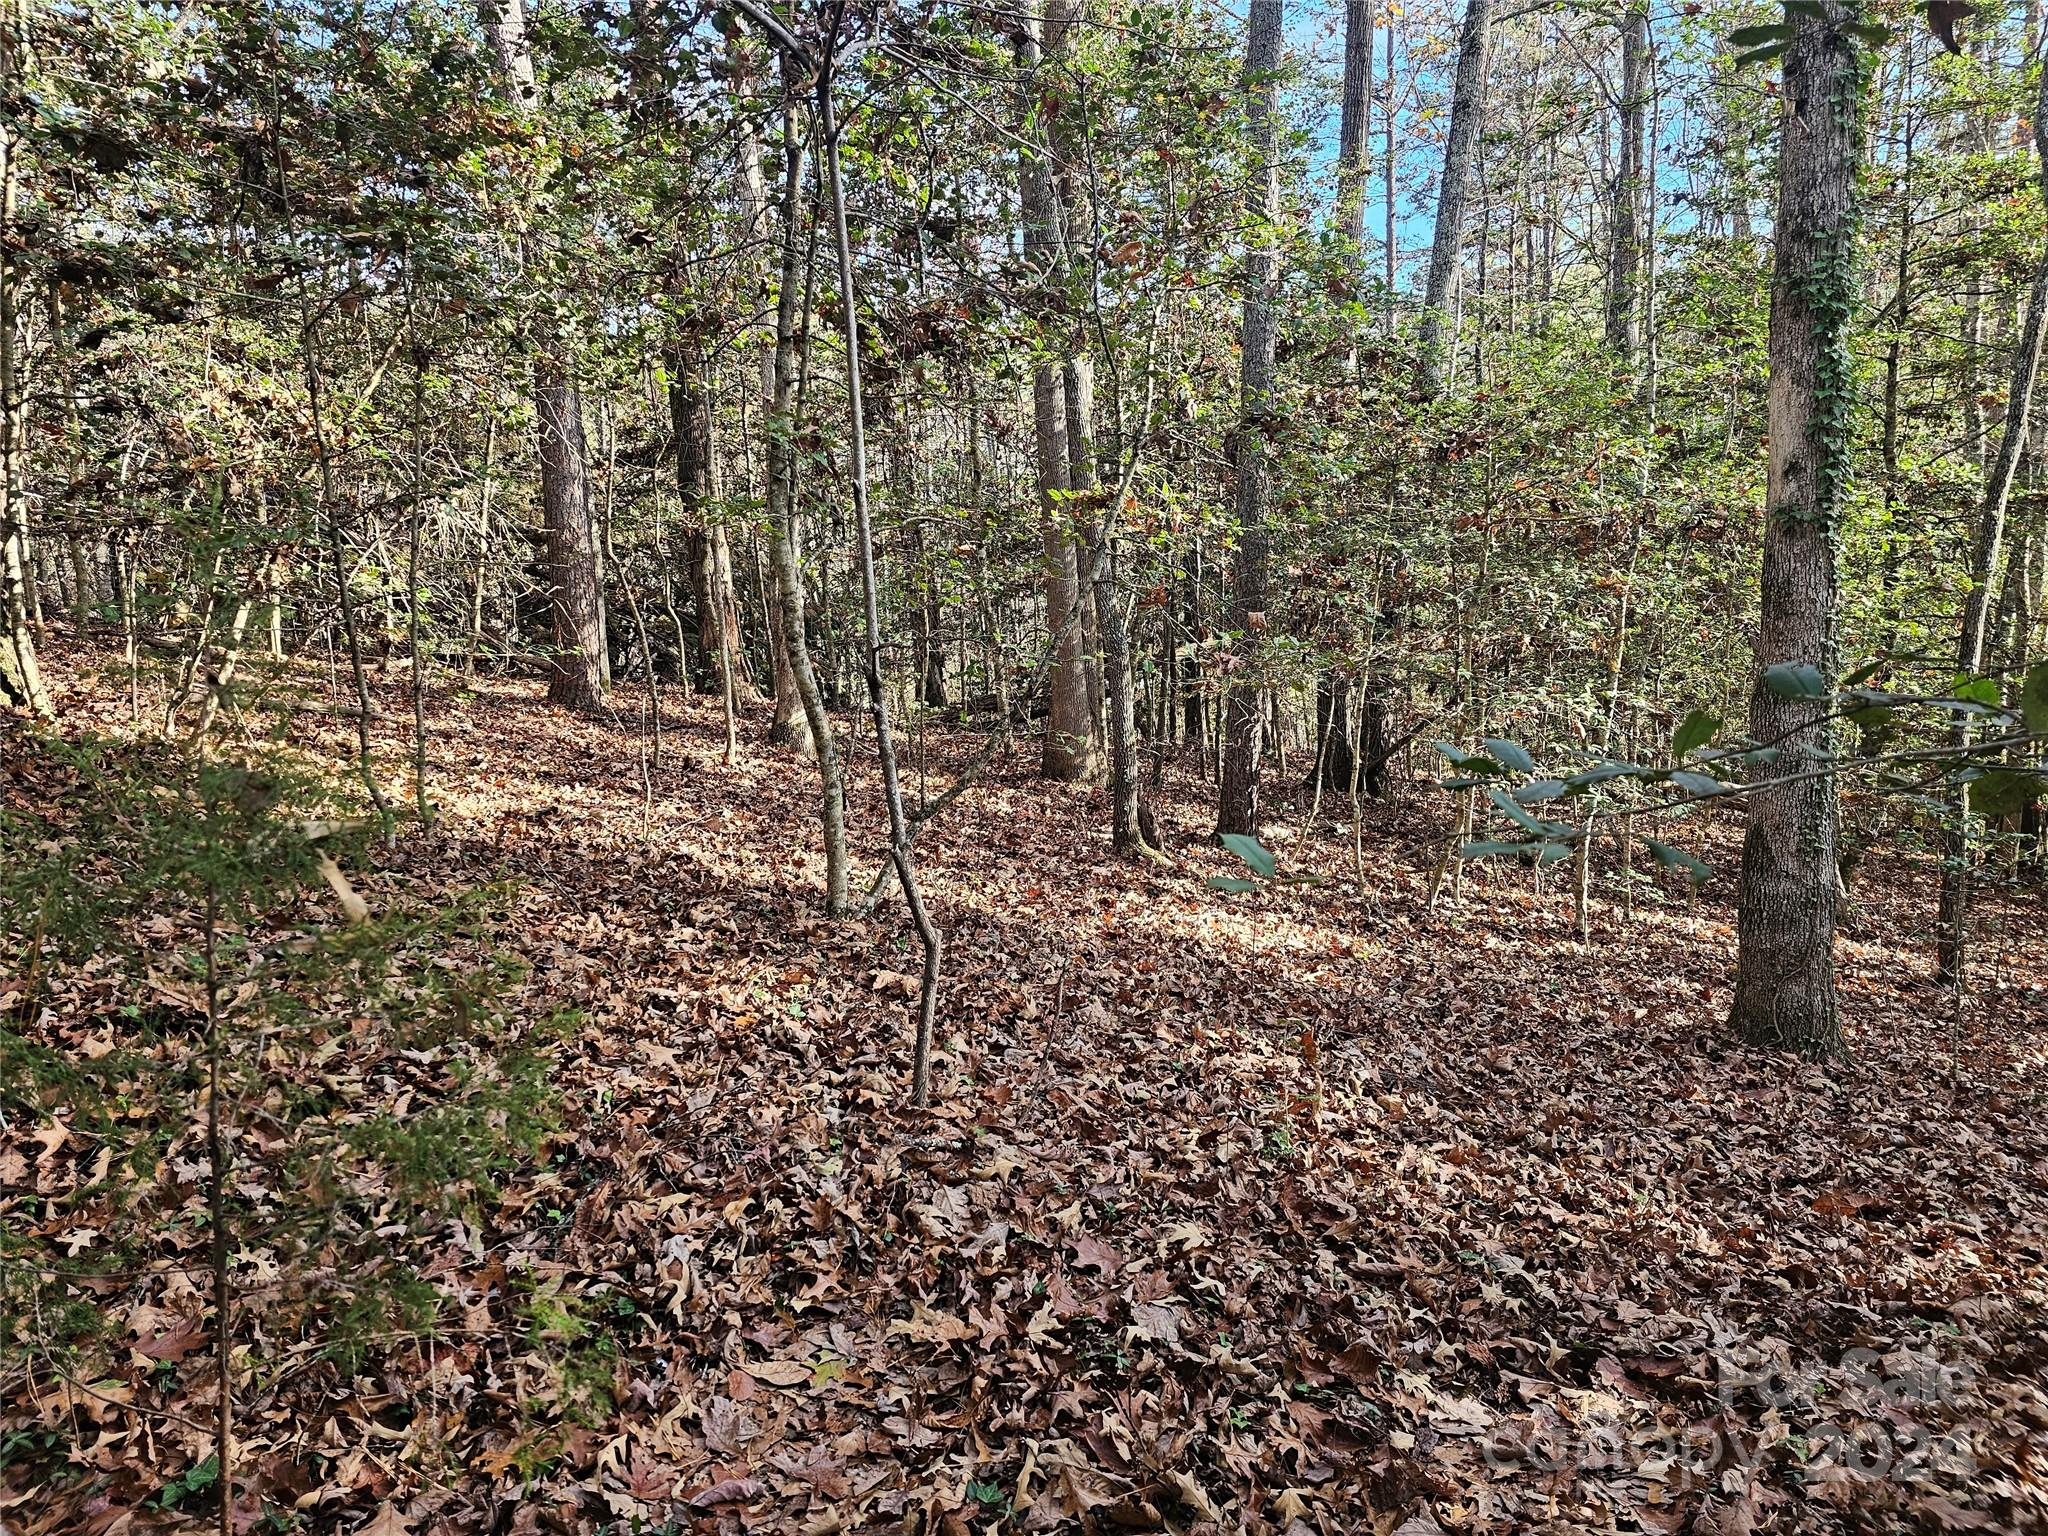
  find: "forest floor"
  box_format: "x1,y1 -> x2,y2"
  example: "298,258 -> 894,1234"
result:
7,644 -> 2048,1536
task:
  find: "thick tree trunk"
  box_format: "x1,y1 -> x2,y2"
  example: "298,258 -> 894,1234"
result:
1217,0 -> 1284,838
1413,0 -> 1493,399
1936,58 -> 2048,985
536,365 -> 605,711
1729,1 -> 1866,1055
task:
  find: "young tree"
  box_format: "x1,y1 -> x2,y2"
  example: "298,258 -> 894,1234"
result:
1217,0 -> 1284,838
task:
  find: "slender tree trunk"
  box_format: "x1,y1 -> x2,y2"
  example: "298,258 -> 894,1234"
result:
815,55 -> 944,1104
1604,1 -> 1648,361
1412,0 -> 1493,399
479,0 -> 602,712
1729,0 -> 1867,1055
1218,0 -> 1283,838
1936,56 -> 2048,985
1384,17 -> 1399,331
1337,0 -> 1372,251
761,64 -> 846,904
1018,12 -> 1098,780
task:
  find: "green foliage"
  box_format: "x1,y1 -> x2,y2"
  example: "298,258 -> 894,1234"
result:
0,733 -> 556,1484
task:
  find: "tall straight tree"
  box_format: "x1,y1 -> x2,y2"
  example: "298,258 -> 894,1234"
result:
1935,49 -> 2048,985
1604,1 -> 1649,360
478,0 -> 604,713
1217,0 -> 1283,838
1018,5 -> 1098,782
1728,3 -> 1870,1055
1412,0 -> 1493,398
1337,0 -> 1372,248
0,6 -> 49,718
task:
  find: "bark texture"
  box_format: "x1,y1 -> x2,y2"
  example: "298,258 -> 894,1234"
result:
1729,2 -> 1864,1055
1413,0 -> 1493,398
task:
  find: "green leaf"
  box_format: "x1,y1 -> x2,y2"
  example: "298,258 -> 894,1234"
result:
1433,740 -> 1472,766
1462,839 -> 1536,860
1649,840 -> 1713,885
1483,737 -> 1535,774
1841,657 -> 1887,687
1218,833 -> 1276,880
1841,20 -> 1890,46
1727,22 -> 1792,45
2022,659 -> 2048,736
1206,875 -> 1260,893
1968,769 -> 2044,820
1533,841 -> 1576,866
1951,674 -> 2001,707
1488,787 -> 1547,833
1512,778 -> 1571,804
1671,770 -> 1729,798
1566,761 -> 1643,789
1763,662 -> 1829,699
1732,42 -> 1788,67
1672,708 -> 1721,760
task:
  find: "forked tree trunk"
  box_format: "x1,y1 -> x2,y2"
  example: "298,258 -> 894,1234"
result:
1413,0 -> 1493,399
1936,52 -> 2048,985
1217,0 -> 1284,838
1729,1 -> 1867,1055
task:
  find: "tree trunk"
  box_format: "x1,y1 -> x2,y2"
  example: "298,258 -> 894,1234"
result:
1936,54 -> 2048,985
1412,0 -> 1493,399
1729,1 -> 1866,1055
1217,0 -> 1284,839
1337,0 -> 1372,251
0,18 -> 50,719
1604,2 -> 1648,361
760,58 -> 845,906
479,0 -> 602,712
1018,13 -> 1098,780
536,365 -> 605,711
